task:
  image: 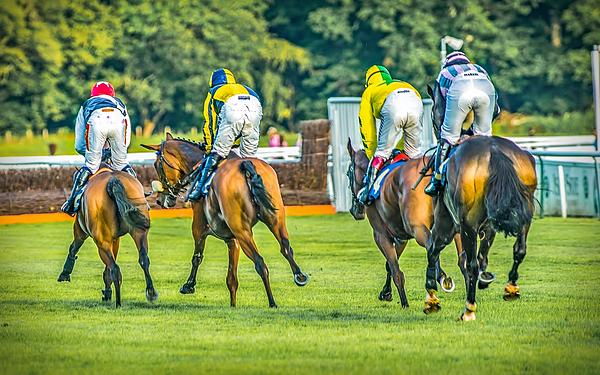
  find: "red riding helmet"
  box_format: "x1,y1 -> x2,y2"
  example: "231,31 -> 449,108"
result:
90,81 -> 115,97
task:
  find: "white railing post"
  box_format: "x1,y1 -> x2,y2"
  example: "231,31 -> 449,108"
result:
557,165 -> 567,218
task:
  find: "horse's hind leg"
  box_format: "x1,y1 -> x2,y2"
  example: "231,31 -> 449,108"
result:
477,225 -> 497,289
504,223 -> 530,301
379,240 -> 407,302
225,239 -> 241,307
459,225 -> 479,321
374,232 -> 408,308
98,244 -> 122,307
58,220 -> 88,282
102,266 -> 112,302
267,215 -> 309,286
132,230 -> 158,302
236,233 -> 277,308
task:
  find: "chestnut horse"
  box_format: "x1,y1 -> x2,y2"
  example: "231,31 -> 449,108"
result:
424,85 -> 537,320
57,169 -> 157,307
346,141 -> 461,308
141,133 -> 309,308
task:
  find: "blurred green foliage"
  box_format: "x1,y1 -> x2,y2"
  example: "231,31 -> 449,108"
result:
0,0 -> 598,135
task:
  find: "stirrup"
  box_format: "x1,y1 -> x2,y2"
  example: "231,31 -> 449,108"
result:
424,178 -> 442,196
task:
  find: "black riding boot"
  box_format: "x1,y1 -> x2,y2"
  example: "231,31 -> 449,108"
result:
187,152 -> 222,201
61,167 -> 92,216
121,165 -> 137,178
357,156 -> 384,205
424,139 -> 452,196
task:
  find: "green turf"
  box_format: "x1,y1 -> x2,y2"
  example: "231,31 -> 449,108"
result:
0,215 -> 599,374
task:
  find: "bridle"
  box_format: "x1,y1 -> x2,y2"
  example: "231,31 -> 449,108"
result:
155,142 -> 200,199
346,157 -> 361,207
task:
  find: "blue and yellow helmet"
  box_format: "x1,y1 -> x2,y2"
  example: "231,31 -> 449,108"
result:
209,68 -> 236,87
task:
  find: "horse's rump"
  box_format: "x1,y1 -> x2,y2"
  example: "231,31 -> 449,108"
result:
106,175 -> 150,231
447,136 -> 536,236
239,160 -> 277,221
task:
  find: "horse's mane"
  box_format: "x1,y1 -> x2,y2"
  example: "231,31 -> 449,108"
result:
171,136 -> 206,151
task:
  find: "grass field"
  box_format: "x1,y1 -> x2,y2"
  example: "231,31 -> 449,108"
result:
0,215 -> 599,374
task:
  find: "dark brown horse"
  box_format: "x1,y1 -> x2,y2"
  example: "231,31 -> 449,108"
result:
424,87 -> 537,320
57,168 -> 157,307
346,141 -> 461,308
141,133 -> 309,308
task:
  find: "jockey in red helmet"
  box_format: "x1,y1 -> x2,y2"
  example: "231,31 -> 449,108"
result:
61,81 -> 135,216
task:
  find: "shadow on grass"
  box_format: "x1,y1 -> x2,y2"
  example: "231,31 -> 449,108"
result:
2,298 -> 430,324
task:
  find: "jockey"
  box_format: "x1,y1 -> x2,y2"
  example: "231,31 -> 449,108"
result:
357,64 -> 423,205
425,51 -> 499,196
187,68 -> 263,201
61,81 -> 134,216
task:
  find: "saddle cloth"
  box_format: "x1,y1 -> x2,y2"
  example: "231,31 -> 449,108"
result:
368,153 -> 409,201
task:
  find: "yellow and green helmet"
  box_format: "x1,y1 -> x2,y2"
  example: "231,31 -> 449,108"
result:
365,65 -> 392,87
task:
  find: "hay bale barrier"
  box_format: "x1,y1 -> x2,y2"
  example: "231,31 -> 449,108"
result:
0,120 -> 331,215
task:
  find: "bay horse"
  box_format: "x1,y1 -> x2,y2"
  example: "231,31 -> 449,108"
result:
141,133 -> 309,308
57,168 -> 157,307
424,85 -> 537,320
346,141 -> 461,308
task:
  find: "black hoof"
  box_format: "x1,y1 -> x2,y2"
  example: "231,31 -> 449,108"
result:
101,289 -> 112,302
269,303 -> 278,309
57,273 -> 71,282
378,290 -> 393,301
293,272 -> 309,287
146,288 -> 159,303
478,280 -> 490,289
179,283 -> 195,294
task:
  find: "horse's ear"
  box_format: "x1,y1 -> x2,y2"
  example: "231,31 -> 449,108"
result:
427,84 -> 434,99
141,143 -> 160,151
166,132 -> 173,140
346,138 -> 355,157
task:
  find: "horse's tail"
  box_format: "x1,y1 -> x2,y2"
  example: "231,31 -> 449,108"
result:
106,176 -> 150,231
485,144 -> 533,237
239,160 -> 277,220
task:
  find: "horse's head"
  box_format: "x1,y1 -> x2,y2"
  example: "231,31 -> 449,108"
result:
427,83 -> 444,138
346,139 -> 369,220
141,132 -> 205,208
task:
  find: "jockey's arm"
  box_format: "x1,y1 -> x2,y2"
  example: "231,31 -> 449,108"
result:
201,93 -> 214,152
124,109 -> 132,149
74,106 -> 86,156
359,90 -> 377,159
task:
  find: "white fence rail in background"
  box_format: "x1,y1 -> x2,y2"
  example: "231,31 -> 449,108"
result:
0,147 -> 301,169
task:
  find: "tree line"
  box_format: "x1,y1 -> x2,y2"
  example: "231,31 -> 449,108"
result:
1,0 -> 598,135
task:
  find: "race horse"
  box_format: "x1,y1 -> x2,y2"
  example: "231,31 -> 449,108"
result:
57,168 -> 158,308
141,133 -> 309,308
346,140 -> 460,308
423,85 -> 537,320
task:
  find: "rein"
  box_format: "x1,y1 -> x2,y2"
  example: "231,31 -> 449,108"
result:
156,142 -> 200,198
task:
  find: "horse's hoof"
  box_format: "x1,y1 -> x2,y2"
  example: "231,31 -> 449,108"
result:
424,291 -> 441,314
423,303 -> 441,315
269,303 -> 278,309
503,291 -> 521,301
115,301 -> 122,308
478,271 -> 496,288
378,290 -> 393,301
146,288 -> 159,303
503,283 -> 520,301
400,298 -> 409,309
460,310 -> 477,321
293,272 -> 309,287
179,283 -> 195,294
57,273 -> 70,282
101,289 -> 112,302
440,276 -> 456,293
